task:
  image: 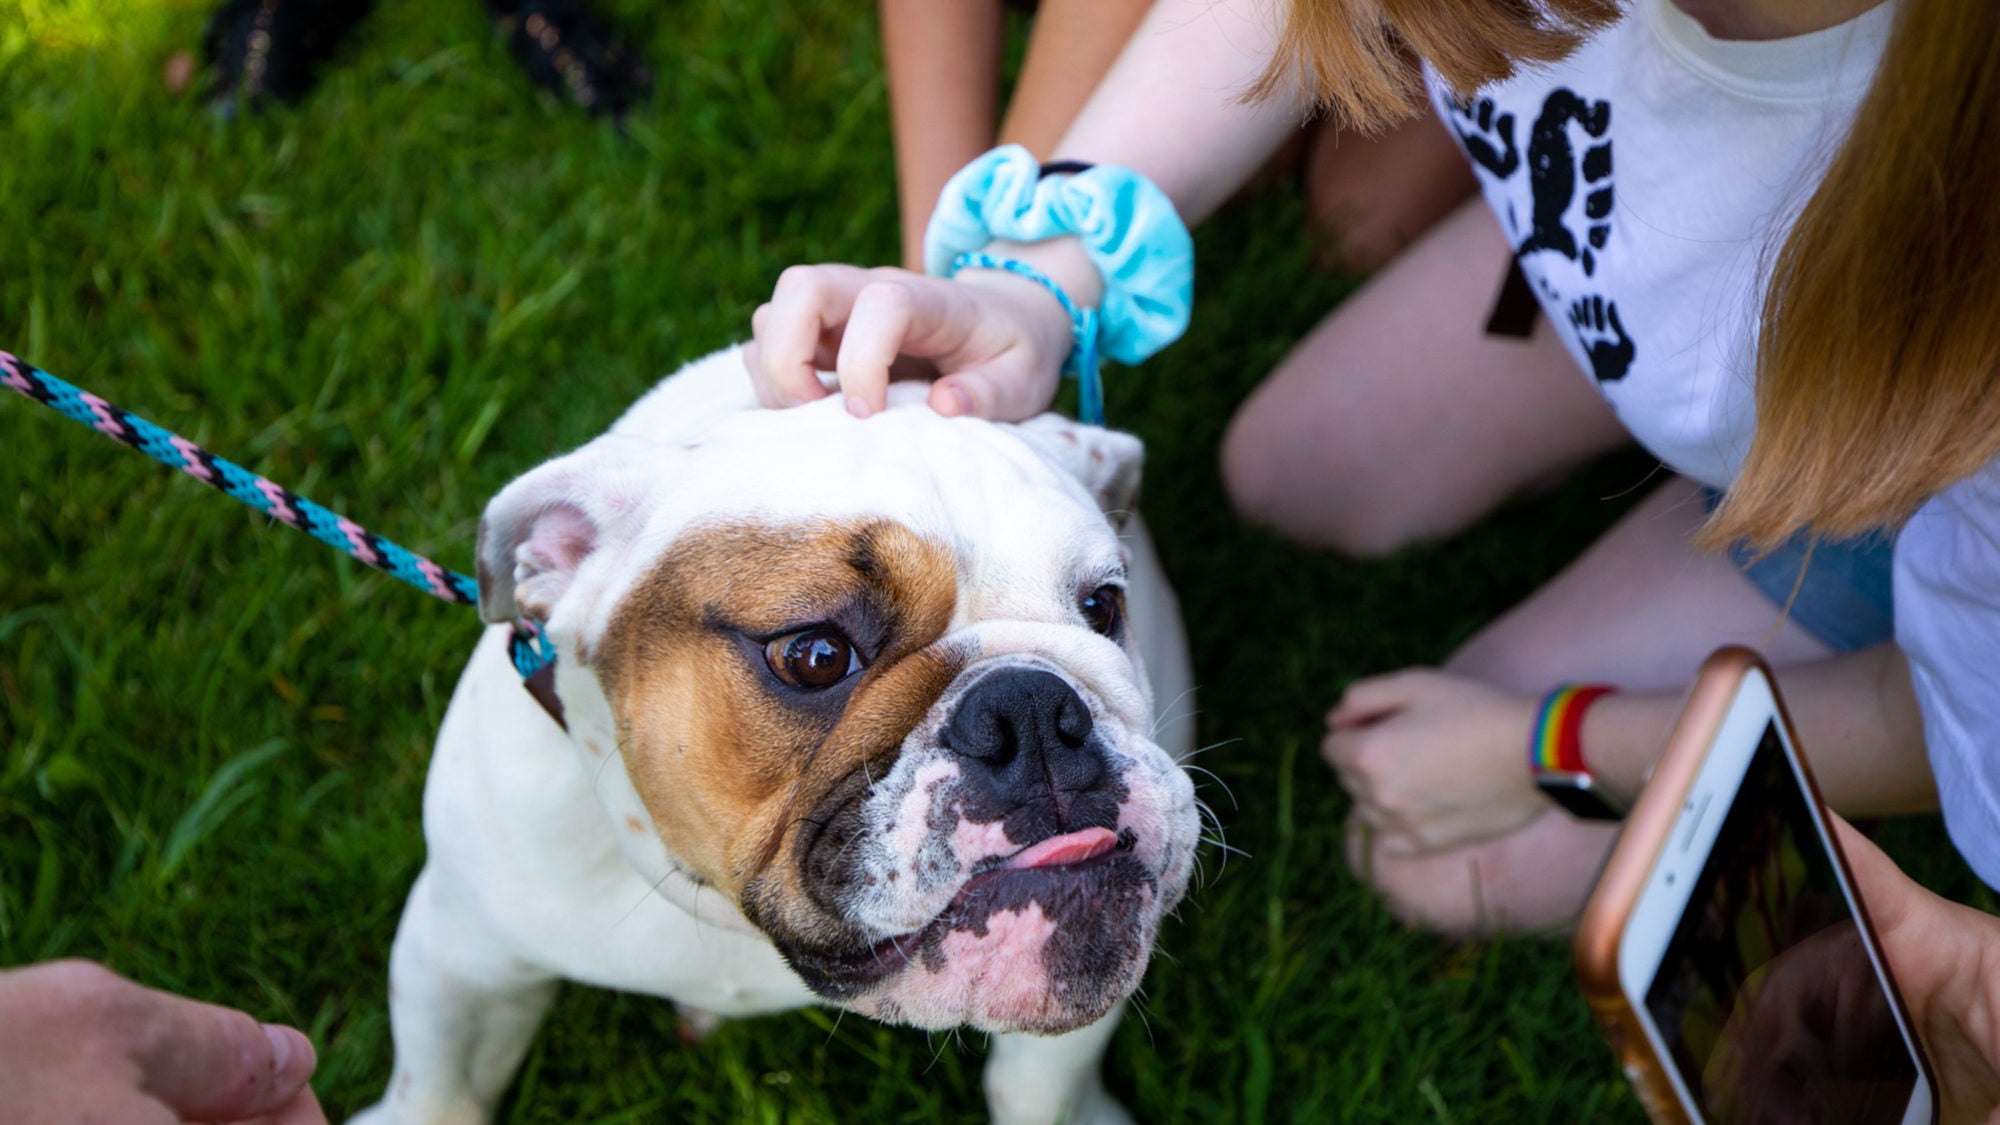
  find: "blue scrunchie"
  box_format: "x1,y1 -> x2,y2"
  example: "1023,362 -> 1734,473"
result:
923,145 -> 1193,366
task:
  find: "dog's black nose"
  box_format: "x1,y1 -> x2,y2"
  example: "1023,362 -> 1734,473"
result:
944,670 -> 1106,833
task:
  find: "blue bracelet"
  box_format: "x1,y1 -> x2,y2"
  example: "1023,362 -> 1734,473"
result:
950,252 -> 1104,426
924,145 -> 1194,369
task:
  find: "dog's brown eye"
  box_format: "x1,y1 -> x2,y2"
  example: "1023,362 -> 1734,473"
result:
764,629 -> 860,690
1079,585 -> 1125,638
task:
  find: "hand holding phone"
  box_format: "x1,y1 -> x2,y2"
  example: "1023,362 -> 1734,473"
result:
1574,647 -> 1937,1124
1831,818 -> 2000,1124
1700,916 -> 1909,1122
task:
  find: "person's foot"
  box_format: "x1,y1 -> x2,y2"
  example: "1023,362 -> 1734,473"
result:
1345,810 -> 1621,937
487,0 -> 652,119
201,0 -> 376,113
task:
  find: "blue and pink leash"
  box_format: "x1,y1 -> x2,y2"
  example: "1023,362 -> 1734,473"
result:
1,350 -> 567,725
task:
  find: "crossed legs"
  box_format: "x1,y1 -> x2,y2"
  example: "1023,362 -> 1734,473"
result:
1222,197 -> 1835,934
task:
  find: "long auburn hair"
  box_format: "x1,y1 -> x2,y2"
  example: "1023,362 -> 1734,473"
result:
1262,0 -> 2000,551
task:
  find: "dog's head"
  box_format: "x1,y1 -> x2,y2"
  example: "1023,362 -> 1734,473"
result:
474,355 -> 1199,1034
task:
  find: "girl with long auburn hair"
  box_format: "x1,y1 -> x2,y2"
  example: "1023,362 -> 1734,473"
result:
744,0 -> 2000,938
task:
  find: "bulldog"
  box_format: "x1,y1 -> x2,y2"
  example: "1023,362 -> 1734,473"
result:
351,347 -> 1200,1125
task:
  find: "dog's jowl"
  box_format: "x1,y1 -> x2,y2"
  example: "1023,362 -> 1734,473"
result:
353,347 -> 1199,1125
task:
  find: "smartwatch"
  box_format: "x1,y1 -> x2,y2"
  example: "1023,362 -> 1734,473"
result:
1529,684 -> 1627,820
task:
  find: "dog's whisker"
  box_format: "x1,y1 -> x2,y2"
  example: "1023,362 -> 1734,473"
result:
822,1007 -> 848,1047
1127,988 -> 1158,1048
1148,686 -> 1200,735
613,869 -> 679,930
1194,798 -> 1228,844
1176,737 -> 1240,763
1198,835 -> 1249,861
1181,763 -> 1239,809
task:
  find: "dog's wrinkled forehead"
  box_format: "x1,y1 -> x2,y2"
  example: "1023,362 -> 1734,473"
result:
477,373 -> 1145,654
627,401 -> 1129,604
717,399 -> 1096,513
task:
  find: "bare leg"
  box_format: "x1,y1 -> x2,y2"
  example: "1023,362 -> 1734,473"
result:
1303,105 -> 1478,272
1352,476 -> 1837,936
350,867 -> 559,1125
997,0 -> 1153,157
881,0 -> 1150,271
881,0 -> 1004,270
1222,198 -> 1629,557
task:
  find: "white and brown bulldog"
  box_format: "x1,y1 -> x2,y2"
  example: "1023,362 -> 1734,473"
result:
352,347 -> 1199,1125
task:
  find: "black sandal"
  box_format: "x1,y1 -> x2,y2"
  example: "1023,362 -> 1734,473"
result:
487,0 -> 651,119
201,0 -> 376,112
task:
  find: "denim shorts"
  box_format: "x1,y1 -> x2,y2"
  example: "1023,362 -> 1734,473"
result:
1701,487 -> 1895,653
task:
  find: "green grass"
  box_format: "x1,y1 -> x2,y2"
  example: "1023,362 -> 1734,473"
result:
0,1 -> 1980,1121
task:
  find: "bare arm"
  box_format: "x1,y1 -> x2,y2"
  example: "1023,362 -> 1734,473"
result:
974,0 -> 1305,330
880,0 -> 1004,270
1050,0 -> 1303,226
752,0 -> 1309,420
998,0 -> 1154,157
1328,644 -> 1937,856
1587,643 -> 1936,816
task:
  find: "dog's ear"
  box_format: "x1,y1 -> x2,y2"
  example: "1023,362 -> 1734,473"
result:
1011,414 -> 1145,525
476,437 -> 658,625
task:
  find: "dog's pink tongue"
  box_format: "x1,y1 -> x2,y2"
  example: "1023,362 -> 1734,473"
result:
1006,827 -> 1118,870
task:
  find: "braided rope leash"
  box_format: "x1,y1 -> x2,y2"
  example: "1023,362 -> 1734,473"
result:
1,351 -> 562,709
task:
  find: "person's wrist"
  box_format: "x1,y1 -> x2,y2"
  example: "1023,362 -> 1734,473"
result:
1578,692 -> 1679,805
923,146 -> 1191,372
1507,693 -> 1544,790
984,237 -> 1103,309
952,264 -> 1077,371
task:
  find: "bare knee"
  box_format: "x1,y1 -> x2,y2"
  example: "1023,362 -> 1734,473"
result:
1220,411 -> 1412,558
1221,403 -> 1447,558
1443,626 -> 1560,697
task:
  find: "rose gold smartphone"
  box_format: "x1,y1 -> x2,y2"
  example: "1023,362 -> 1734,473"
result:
1574,646 -> 1937,1124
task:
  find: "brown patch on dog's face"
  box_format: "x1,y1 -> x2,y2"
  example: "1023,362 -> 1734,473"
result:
595,518 -> 962,946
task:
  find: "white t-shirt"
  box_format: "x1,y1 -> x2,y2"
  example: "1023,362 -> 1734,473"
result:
1432,0 -> 2000,886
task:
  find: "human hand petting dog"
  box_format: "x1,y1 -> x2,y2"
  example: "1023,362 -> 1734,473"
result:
1324,668 -> 1547,856
0,960 -> 323,1125
745,240 -> 1101,422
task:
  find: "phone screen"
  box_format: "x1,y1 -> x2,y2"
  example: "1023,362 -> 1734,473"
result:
1641,722 -> 1916,1123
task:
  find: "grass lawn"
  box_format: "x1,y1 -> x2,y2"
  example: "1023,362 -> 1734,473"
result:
1,1 -> 1986,1121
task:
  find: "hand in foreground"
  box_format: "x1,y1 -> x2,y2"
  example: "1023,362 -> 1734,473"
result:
744,262 -> 1076,422
1324,668 -> 1547,856
1833,818 -> 2000,1124
0,959 -> 324,1125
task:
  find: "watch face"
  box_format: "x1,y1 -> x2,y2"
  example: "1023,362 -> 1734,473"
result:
1539,772 -> 1627,820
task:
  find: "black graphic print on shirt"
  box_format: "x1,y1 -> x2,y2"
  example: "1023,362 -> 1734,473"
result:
1448,88 -> 1635,382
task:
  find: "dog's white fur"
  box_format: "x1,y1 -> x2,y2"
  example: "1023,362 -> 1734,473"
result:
352,349 -> 1196,1124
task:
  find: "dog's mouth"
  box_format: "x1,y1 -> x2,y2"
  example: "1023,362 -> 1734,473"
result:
786,826 -> 1150,1000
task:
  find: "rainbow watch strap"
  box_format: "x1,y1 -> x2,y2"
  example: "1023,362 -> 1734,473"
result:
1529,683 -> 1616,776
